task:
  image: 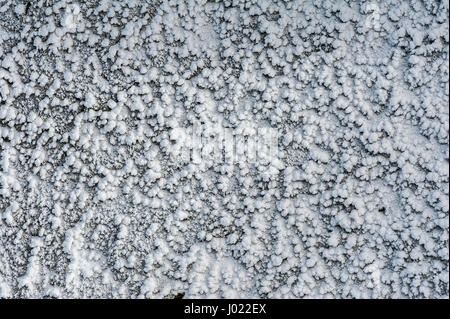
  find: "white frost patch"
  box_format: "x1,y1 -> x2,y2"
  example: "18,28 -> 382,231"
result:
0,0 -> 448,299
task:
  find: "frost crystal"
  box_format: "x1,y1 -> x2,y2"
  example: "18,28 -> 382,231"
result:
0,0 -> 448,298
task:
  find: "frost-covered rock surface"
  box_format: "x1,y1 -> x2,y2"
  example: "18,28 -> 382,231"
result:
0,0 -> 449,298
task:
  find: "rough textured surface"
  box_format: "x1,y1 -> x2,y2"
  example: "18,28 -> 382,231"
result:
0,0 -> 448,298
